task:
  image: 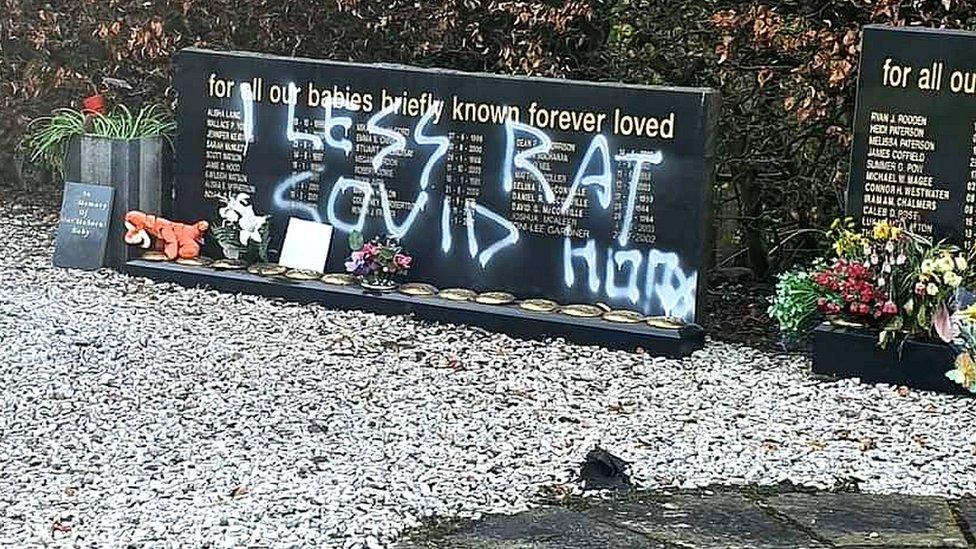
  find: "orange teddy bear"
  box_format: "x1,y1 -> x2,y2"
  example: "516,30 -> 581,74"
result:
123,210 -> 209,260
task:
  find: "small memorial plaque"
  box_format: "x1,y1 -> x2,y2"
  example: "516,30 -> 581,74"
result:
278,217 -> 334,272
172,48 -> 718,321
849,26 -> 976,244
54,182 -> 115,270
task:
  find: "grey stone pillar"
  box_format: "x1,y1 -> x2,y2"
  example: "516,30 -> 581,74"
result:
64,136 -> 173,267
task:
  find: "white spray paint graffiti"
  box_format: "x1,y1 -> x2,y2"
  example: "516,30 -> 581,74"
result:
465,202 -> 520,268
614,151 -> 662,247
239,82 -> 255,157
274,171 -> 322,223
440,199 -> 453,253
378,181 -> 429,239
502,119 -> 556,203
326,177 -> 373,233
646,249 -> 697,320
606,248 -> 643,304
285,83 -> 324,150
413,107 -> 450,191
367,99 -> 406,173
563,238 -> 600,292
322,98 -> 353,156
561,239 -> 698,320
560,134 -> 612,213
250,82 -> 698,318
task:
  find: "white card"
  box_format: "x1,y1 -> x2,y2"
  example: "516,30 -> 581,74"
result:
278,218 -> 334,272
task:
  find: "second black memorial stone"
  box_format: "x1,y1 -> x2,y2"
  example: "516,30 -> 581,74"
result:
849,26 -> 976,245
173,48 -> 718,322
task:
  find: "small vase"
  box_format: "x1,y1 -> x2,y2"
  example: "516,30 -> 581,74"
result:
360,278 -> 397,292
220,244 -> 242,260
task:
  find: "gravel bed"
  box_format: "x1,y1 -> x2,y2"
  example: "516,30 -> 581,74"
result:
1,197 -> 975,548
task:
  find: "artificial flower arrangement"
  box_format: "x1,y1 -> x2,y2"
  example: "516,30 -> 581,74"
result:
344,232 -> 413,290
949,305 -> 976,392
210,193 -> 269,263
768,218 -> 976,392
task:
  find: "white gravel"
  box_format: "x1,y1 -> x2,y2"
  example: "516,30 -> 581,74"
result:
1,197 -> 975,548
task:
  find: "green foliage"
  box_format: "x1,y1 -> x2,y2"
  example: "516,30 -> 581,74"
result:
767,270 -> 827,340
211,223 -> 269,263
348,231 -> 364,252
22,105 -> 174,173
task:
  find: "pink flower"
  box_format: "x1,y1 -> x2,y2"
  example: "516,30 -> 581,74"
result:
361,243 -> 379,259
393,253 -> 412,270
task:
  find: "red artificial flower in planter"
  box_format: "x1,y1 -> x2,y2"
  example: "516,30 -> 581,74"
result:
82,94 -> 107,115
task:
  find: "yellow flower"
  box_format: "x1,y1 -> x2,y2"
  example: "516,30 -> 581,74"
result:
927,283 -> 940,296
958,303 -> 976,322
956,256 -> 969,271
872,221 -> 892,240
955,352 -> 976,388
890,226 -> 903,239
945,271 -> 963,287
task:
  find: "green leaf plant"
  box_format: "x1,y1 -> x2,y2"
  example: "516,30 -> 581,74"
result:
23,104 -> 175,175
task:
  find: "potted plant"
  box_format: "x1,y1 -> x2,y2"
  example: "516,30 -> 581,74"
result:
211,193 -> 270,264
22,94 -> 176,267
344,232 -> 413,291
768,218 -> 976,394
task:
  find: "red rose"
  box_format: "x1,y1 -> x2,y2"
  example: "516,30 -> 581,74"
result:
82,94 -> 107,115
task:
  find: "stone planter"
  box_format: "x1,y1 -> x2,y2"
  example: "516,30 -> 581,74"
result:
65,135 -> 172,267
812,322 -> 969,395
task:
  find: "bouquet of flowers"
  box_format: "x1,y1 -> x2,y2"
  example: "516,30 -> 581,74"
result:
211,193 -> 269,263
770,219 -> 975,344
949,304 -> 976,392
768,218 -> 976,392
344,232 -> 412,290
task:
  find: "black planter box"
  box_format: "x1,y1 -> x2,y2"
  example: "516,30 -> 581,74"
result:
122,260 -> 705,357
812,323 -> 969,395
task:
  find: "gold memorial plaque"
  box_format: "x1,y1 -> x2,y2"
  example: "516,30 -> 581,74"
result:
211,258 -> 247,270
475,291 -> 516,305
828,317 -> 866,329
321,273 -> 359,286
560,304 -> 603,318
176,256 -> 212,267
519,298 -> 558,313
439,288 -> 476,301
603,310 -> 644,323
248,263 -> 288,276
399,282 -> 438,296
141,250 -> 170,262
646,316 -> 686,330
285,269 -> 322,280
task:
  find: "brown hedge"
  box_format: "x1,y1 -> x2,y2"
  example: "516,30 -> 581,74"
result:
3,0 -> 975,272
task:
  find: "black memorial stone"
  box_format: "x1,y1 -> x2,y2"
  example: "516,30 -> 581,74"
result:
54,181 -> 115,270
172,48 -> 718,322
848,26 -> 976,245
